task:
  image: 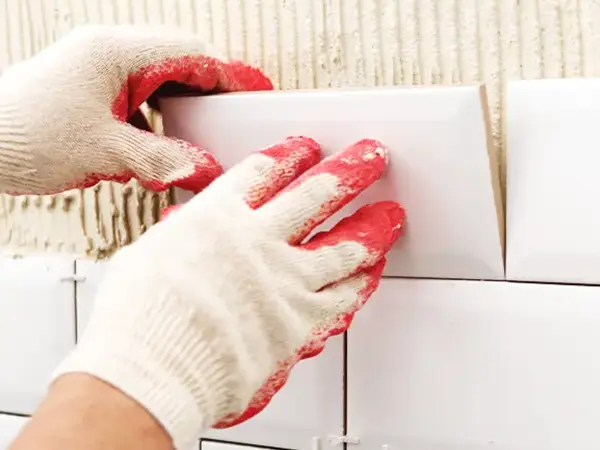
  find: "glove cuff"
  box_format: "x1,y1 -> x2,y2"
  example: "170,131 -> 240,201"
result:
53,315 -> 236,449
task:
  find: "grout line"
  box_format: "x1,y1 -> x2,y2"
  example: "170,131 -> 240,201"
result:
73,259 -> 79,343
0,411 -> 29,418
382,274 -> 600,288
201,438 -> 294,450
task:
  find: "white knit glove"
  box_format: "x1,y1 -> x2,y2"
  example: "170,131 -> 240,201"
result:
0,24 -> 271,195
53,136 -> 405,449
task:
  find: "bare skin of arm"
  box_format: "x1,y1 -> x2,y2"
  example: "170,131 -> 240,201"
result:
10,374 -> 173,450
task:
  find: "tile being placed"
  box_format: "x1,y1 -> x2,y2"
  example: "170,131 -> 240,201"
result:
507,78 -> 600,284
161,86 -> 504,280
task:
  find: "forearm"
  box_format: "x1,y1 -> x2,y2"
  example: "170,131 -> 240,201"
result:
10,374 -> 173,450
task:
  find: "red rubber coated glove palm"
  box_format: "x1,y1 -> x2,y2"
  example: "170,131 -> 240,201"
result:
0,24 -> 272,195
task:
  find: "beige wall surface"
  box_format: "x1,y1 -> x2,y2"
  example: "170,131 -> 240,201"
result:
1,0 -> 599,257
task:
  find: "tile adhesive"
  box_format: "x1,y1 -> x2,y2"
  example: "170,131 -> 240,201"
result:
2,0 -> 600,258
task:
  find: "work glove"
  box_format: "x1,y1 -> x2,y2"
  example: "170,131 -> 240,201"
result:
54,136 -> 405,449
0,24 -> 272,195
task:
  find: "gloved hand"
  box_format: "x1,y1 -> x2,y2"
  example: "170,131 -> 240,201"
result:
53,136 -> 405,449
0,24 -> 272,195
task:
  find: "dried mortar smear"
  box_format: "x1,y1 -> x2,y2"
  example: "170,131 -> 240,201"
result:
2,0 -> 600,258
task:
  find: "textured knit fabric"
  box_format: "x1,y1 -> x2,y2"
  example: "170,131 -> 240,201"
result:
53,137 -> 404,449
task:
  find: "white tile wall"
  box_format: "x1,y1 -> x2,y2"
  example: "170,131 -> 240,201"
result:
6,79 -> 600,447
349,278 -> 600,450
506,78 -> 600,284
6,258 -> 600,449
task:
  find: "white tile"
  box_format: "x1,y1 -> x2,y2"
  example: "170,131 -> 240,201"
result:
0,414 -> 27,449
0,257 -> 76,415
75,260 -> 343,450
507,78 -> 600,283
75,259 -> 109,338
161,86 -> 504,281
348,278 -> 600,450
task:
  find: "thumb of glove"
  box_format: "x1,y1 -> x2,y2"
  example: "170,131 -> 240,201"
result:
96,121 -> 223,193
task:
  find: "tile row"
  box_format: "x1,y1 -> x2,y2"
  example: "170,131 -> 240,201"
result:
4,258 -> 600,449
161,79 -> 600,285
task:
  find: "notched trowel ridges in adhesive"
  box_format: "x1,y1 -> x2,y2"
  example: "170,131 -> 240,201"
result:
0,181 -> 170,258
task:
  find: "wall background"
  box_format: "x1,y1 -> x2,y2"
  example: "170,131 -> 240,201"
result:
2,0 -> 599,257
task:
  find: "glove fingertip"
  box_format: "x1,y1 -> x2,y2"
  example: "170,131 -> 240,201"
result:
142,142 -> 223,193
242,136 -> 322,209
222,61 -> 274,92
171,157 -> 224,193
354,201 -> 406,252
